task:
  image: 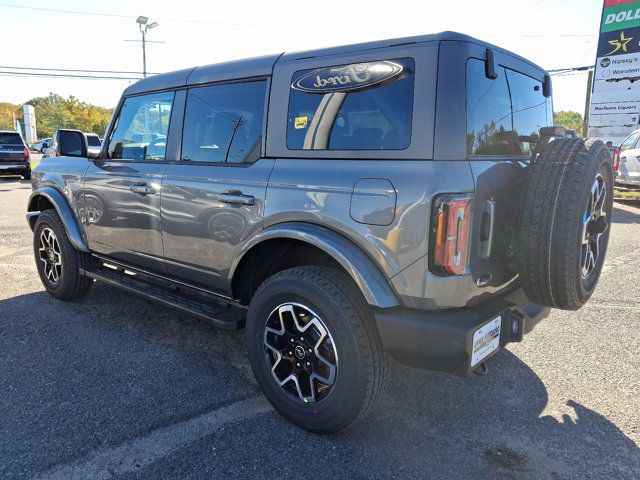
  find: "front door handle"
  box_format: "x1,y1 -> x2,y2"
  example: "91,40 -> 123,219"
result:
218,192 -> 254,205
129,183 -> 156,195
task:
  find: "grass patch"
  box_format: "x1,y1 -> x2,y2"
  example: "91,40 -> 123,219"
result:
614,188 -> 640,201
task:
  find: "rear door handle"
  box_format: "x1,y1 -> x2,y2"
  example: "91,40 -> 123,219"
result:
218,192 -> 254,205
129,183 -> 156,195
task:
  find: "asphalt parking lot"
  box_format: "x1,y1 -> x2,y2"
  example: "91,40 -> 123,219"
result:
0,176 -> 638,480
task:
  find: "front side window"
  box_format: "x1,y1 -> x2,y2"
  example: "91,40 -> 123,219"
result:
620,131 -> 640,151
287,58 -> 415,150
181,81 -> 266,163
107,91 -> 174,161
466,58 -> 552,156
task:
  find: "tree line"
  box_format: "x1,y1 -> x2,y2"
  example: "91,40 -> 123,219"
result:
0,94 -> 586,143
0,93 -> 113,140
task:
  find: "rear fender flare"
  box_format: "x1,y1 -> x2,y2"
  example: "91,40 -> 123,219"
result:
26,187 -> 89,252
231,222 -> 399,308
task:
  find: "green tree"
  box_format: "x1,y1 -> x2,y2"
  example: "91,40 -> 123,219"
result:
553,111 -> 583,136
0,102 -> 22,130
22,93 -> 113,139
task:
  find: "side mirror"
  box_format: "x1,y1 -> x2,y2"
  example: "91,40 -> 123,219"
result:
40,142 -> 48,152
56,129 -> 88,158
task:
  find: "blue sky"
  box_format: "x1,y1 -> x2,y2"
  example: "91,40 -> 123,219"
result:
0,0 -> 603,112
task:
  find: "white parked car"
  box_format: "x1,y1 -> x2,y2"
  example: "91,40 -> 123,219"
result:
615,129 -> 640,188
31,138 -> 52,152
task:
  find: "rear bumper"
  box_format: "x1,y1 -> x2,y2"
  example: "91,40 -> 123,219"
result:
374,288 -> 550,376
0,163 -> 29,175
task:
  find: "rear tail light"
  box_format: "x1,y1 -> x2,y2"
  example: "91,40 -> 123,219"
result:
24,147 -> 30,159
613,148 -> 620,173
430,194 -> 471,276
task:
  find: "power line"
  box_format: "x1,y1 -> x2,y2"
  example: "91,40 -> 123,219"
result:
0,65 -> 160,75
0,2 -> 335,32
0,2 -> 601,37
0,71 -> 140,80
0,2 -> 130,19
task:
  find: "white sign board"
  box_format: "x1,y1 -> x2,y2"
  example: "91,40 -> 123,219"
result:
22,105 -> 37,145
588,0 -> 640,145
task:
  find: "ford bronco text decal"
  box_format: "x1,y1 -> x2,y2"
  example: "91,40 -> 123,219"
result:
292,60 -> 405,93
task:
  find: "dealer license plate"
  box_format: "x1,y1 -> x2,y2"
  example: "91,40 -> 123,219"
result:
471,316 -> 502,367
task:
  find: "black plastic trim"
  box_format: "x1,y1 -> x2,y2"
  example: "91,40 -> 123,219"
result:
374,288 -> 550,376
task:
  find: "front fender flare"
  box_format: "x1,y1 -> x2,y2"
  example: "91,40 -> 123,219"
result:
231,222 -> 399,308
26,187 -> 89,253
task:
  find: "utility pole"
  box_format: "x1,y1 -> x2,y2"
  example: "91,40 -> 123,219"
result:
135,16 -> 159,78
583,69 -> 594,138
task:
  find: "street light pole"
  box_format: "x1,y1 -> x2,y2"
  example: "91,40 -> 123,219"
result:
136,16 -> 158,79
141,27 -> 147,78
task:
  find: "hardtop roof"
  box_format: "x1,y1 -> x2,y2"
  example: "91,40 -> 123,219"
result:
123,31 -> 546,96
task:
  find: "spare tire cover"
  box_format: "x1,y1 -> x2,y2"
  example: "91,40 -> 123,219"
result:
516,138 -> 614,310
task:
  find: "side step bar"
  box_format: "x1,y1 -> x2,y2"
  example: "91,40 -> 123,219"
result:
81,262 -> 246,331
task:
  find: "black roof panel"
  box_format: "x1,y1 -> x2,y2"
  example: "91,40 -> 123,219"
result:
122,31 -> 545,96
124,67 -> 195,95
187,53 -> 282,86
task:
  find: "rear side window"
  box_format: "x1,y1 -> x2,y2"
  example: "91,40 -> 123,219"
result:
0,133 -> 24,145
287,58 -> 415,150
466,58 -> 551,156
108,91 -> 174,161
181,80 -> 266,163
507,69 -> 552,155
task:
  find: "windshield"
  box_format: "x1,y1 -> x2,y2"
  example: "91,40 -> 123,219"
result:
0,133 -> 24,145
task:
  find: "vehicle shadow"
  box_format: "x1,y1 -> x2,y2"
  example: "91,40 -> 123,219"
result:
613,202 -> 640,224
0,177 -> 31,191
1,286 -> 638,480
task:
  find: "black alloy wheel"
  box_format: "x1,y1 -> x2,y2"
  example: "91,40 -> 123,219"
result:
263,302 -> 338,404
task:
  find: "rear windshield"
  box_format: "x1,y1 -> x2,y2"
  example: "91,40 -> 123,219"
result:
0,133 -> 24,145
287,58 -> 415,150
86,135 -> 101,147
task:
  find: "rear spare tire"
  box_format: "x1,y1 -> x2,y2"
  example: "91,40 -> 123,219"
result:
517,138 -> 613,310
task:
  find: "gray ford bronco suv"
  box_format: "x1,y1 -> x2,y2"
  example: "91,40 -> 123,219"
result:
27,32 -> 614,433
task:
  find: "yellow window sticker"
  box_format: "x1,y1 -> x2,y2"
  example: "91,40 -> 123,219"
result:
294,116 -> 308,129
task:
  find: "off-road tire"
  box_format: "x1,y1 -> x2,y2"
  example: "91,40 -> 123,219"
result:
517,138 -> 614,310
246,265 -> 389,433
33,210 -> 93,301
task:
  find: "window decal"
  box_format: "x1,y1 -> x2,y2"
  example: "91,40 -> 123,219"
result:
292,60 -> 405,94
